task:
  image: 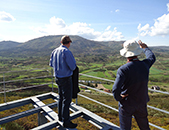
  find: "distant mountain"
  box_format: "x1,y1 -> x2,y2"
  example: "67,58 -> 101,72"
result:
0,35 -> 123,57
0,41 -> 21,50
0,35 -> 169,58
18,35 -> 124,56
151,46 -> 169,52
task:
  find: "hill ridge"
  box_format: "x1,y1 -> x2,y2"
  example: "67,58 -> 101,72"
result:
0,35 -> 169,57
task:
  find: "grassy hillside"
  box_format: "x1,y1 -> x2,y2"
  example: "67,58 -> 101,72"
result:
0,87 -> 169,130
1,35 -> 169,58
0,35 -> 169,130
0,54 -> 169,130
0,41 -> 21,50
0,35 -> 115,57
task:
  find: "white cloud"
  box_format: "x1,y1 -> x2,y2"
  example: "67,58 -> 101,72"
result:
97,27 -> 124,41
105,26 -> 111,31
138,13 -> 169,37
151,13 -> 169,36
167,3 -> 169,11
0,33 -> 38,42
138,23 -> 150,32
115,9 -> 120,12
49,16 -> 66,28
0,11 -> 16,22
32,17 -> 124,41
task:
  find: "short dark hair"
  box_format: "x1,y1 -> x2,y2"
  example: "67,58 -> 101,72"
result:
62,41 -> 70,45
61,35 -> 72,44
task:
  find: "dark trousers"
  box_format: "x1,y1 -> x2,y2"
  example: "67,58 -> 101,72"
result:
119,104 -> 150,130
56,76 -> 72,124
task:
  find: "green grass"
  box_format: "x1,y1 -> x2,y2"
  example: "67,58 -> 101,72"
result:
0,50 -> 169,129
78,59 -> 169,94
102,84 -> 113,90
150,67 -> 163,75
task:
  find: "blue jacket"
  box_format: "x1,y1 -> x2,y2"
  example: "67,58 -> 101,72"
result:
112,48 -> 156,107
49,45 -> 76,78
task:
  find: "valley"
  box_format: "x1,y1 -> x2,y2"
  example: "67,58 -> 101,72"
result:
0,35 -> 169,129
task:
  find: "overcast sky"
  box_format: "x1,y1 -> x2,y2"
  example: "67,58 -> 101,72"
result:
0,0 -> 169,46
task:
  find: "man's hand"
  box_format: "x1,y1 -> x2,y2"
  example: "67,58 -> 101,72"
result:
121,94 -> 128,99
138,40 -> 148,49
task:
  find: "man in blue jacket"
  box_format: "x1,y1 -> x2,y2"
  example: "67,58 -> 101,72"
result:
49,35 -> 77,128
112,40 -> 156,130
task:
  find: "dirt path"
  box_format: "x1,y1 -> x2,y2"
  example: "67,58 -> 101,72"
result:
96,84 -> 106,90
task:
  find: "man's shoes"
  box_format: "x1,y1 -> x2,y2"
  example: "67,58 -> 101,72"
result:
58,117 -> 62,122
63,121 -> 77,128
58,116 -> 63,121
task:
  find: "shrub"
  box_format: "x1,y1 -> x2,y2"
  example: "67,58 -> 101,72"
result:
4,122 -> 24,130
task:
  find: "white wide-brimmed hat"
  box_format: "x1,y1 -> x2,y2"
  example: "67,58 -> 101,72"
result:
120,40 -> 143,57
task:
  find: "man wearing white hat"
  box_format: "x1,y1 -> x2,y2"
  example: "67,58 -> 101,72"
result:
112,40 -> 156,130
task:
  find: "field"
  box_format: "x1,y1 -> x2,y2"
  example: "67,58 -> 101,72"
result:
0,54 -> 169,130
78,55 -> 169,92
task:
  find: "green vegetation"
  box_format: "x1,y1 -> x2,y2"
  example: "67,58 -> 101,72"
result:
1,90 -> 169,130
0,35 -> 169,129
